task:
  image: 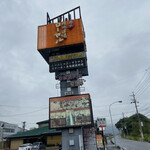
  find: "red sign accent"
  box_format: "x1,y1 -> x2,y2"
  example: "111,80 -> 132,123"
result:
58,74 -> 82,81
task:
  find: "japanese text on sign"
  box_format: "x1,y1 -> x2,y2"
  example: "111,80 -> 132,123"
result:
97,118 -> 106,127
49,52 -> 85,62
58,74 -> 82,81
54,22 -> 67,44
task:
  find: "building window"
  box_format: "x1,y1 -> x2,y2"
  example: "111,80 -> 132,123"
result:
4,128 -> 15,133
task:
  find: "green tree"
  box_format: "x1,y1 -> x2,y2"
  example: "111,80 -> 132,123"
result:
115,113 -> 150,141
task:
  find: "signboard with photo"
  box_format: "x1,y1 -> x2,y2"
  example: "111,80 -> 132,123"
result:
49,94 -> 93,129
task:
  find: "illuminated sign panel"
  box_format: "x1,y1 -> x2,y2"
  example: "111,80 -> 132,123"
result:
49,58 -> 87,72
49,52 -> 85,62
49,94 -> 93,129
37,19 -> 84,50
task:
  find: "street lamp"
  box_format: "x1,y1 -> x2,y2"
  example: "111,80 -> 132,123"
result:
109,101 -> 122,146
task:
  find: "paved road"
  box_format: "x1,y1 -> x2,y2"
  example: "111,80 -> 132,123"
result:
116,136 -> 150,150
104,139 -> 120,150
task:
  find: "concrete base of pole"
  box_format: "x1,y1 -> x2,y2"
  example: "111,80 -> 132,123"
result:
62,127 -> 84,150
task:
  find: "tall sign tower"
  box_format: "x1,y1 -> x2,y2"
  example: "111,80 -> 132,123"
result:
37,7 -> 96,150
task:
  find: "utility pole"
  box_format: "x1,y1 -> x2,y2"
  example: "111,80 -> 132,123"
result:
121,113 -> 125,137
22,122 -> 26,132
121,120 -> 125,137
122,112 -> 128,136
130,92 -> 144,141
1,123 -> 4,150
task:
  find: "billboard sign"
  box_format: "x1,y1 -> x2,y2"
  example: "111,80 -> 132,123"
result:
49,94 -> 93,129
49,58 -> 87,72
97,118 -> 106,127
37,19 -> 85,50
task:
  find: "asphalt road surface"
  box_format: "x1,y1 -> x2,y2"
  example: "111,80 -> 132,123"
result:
115,136 -> 150,150
106,139 -> 120,150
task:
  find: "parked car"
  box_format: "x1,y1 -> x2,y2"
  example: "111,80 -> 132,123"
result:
18,143 -> 32,150
31,142 -> 46,150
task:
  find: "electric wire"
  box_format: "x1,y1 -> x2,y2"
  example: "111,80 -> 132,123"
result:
0,104 -> 48,109
133,70 -> 148,92
135,72 -> 150,95
0,107 -> 48,117
144,112 -> 150,116
1,103 -> 149,118
131,66 -> 150,104
136,81 -> 150,98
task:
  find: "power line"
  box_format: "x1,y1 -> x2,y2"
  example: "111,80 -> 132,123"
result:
134,71 -> 150,97
0,107 -> 48,117
134,70 -> 148,92
133,67 -> 150,97
0,104 -> 48,109
136,81 -> 150,98
139,102 -> 150,108
0,103 -> 148,119
135,72 -> 150,94
144,111 -> 150,116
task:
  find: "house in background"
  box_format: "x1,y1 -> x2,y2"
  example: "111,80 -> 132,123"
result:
0,121 -> 22,142
6,120 -> 62,150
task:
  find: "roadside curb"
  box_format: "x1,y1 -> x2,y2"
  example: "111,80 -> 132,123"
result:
110,139 -> 126,150
118,146 -> 126,150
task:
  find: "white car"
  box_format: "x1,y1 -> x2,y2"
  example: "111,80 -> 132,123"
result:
18,143 -> 33,150
31,142 -> 46,150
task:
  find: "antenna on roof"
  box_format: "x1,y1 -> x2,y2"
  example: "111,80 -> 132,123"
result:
47,12 -> 50,24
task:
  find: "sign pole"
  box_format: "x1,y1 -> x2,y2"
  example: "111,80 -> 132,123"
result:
37,7 -> 95,150
101,127 -> 105,150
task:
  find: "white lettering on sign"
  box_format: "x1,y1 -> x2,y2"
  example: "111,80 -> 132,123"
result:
54,22 -> 67,44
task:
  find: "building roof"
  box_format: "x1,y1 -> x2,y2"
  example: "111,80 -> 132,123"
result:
7,126 -> 61,139
36,120 -> 49,125
0,121 -> 18,127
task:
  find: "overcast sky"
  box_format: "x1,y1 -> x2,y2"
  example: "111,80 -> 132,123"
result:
0,0 -> 150,129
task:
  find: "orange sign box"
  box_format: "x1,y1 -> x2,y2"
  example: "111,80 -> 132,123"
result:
96,135 -> 103,147
37,19 -> 85,50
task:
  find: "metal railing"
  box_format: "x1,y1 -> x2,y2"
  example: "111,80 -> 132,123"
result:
47,6 -> 81,24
